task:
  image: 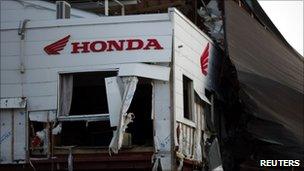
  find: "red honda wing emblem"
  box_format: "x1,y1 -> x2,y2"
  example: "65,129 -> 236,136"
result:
44,35 -> 70,55
200,43 -> 209,76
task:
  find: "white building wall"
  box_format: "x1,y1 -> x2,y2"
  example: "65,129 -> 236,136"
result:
171,9 -> 213,125
1,14 -> 172,111
0,0 -> 98,24
0,0 -> 98,103
170,9 -> 212,162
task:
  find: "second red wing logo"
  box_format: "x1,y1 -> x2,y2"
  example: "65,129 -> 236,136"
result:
44,35 -> 70,55
200,43 -> 209,76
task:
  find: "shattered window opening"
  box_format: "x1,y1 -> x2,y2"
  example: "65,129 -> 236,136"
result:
126,79 -> 153,146
55,75 -> 153,148
59,71 -> 117,116
183,75 -> 194,121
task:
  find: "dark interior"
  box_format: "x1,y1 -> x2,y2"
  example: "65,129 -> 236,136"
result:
60,121 -> 113,146
69,71 -> 117,115
58,77 -> 153,147
183,75 -> 192,120
126,80 -> 153,146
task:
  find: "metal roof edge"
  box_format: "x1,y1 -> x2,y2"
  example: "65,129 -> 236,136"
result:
0,13 -> 170,30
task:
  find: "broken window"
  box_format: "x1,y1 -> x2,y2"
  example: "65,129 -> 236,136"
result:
56,72 -> 153,149
126,79 -> 153,146
56,71 -> 117,147
183,75 -> 194,120
59,71 -> 117,116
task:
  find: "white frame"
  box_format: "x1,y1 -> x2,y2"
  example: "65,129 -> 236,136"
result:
56,68 -> 118,121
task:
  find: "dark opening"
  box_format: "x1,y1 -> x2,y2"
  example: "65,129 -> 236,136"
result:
69,71 -> 116,115
183,75 -> 193,120
59,121 -> 113,147
56,71 -> 117,147
126,79 -> 153,146
56,75 -> 153,148
29,121 -> 47,156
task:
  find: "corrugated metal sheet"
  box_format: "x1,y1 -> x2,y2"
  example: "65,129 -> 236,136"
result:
224,0 -> 304,158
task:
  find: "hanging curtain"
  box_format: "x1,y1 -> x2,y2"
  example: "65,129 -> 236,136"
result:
109,76 -> 138,154
59,74 -> 73,116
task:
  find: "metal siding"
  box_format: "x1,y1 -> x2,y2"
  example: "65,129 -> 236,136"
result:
0,0 -> 97,24
0,70 -> 21,84
0,109 -> 13,164
225,0 -> 304,147
118,63 -> 170,81
0,84 -> 22,98
13,109 -> 26,161
172,12 -> 210,125
0,30 -> 20,44
153,81 -> 172,169
27,96 -> 57,111
153,81 -> 171,151
0,56 -> 20,70
0,28 -> 22,99
23,82 -> 57,97
1,9 -> 58,23
1,42 -> 20,57
0,109 -> 28,164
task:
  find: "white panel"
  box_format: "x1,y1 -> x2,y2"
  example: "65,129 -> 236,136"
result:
0,84 -> 22,98
27,96 -> 57,111
119,63 -> 170,81
154,81 -> 171,151
13,109 -> 26,161
12,21 -> 172,70
105,77 -> 122,127
0,109 -> 13,163
0,70 -> 21,84
29,110 -> 56,122
172,11 -> 211,125
0,42 -> 20,57
175,25 -> 206,56
0,56 -> 20,70
0,0 -> 97,24
23,82 -> 57,97
0,97 -> 26,109
25,21 -> 172,42
23,69 -> 57,83
23,35 -> 171,56
0,30 -> 20,44
1,8 -> 57,23
0,0 -> 24,10
25,49 -> 171,70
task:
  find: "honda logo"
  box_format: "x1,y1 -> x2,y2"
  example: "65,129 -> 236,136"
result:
200,43 -> 209,76
44,35 -> 70,55
44,35 -> 164,55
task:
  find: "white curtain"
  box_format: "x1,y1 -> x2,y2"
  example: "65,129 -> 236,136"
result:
109,76 -> 138,154
59,74 -> 73,116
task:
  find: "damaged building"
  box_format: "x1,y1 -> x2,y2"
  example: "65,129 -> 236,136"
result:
0,0 -> 303,170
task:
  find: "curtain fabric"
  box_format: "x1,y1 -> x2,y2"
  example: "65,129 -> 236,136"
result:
59,74 -> 73,116
109,76 -> 138,153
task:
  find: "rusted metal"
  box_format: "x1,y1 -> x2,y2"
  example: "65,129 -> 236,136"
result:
1,151 -> 154,171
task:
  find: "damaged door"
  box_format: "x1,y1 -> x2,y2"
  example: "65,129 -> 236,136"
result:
106,76 -> 138,153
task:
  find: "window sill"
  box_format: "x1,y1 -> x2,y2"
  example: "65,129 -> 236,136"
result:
58,114 -> 109,122
176,117 -> 196,128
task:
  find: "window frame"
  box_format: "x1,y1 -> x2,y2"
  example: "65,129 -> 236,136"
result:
182,75 -> 195,121
57,69 -> 118,122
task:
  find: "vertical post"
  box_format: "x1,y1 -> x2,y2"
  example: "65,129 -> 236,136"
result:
121,6 -> 125,16
104,0 -> 109,16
